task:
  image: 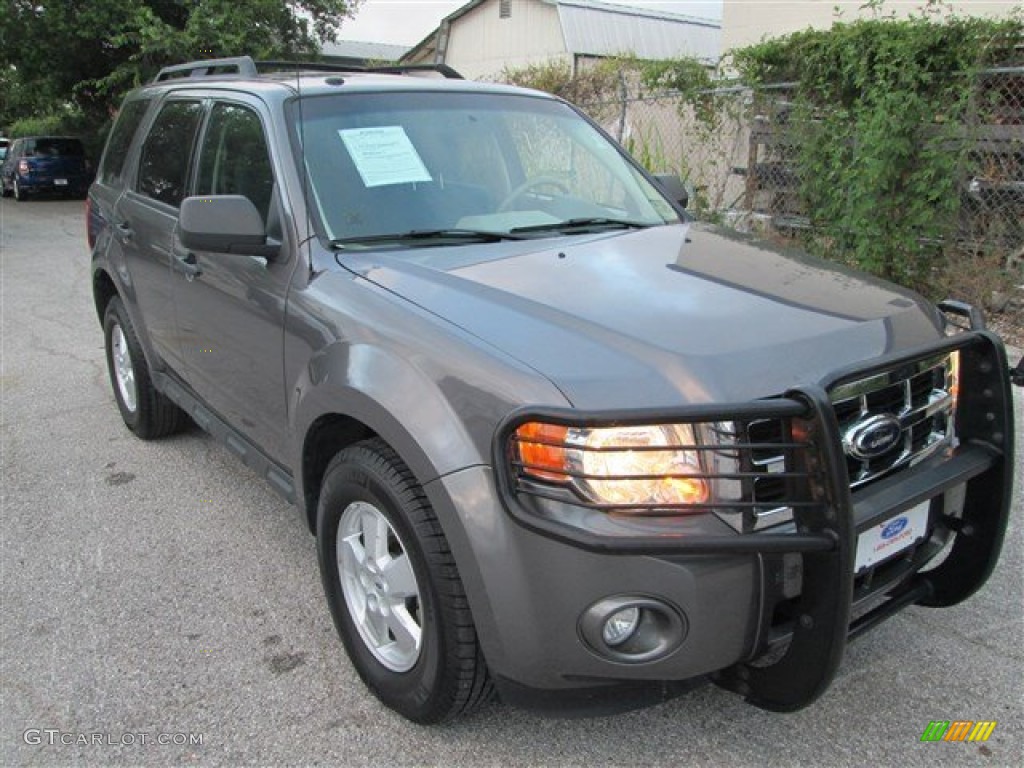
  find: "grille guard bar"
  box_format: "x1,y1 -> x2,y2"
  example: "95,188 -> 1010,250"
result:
494,331 -> 1013,712
938,297 -> 1022,387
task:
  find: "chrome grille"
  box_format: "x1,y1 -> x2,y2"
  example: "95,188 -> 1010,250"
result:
830,354 -> 956,488
740,417 -> 794,529
738,352 -> 957,530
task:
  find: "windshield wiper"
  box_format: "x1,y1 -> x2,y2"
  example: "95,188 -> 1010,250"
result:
509,217 -> 652,235
331,228 -> 526,249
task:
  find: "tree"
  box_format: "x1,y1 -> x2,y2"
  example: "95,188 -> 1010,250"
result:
1,0 -> 361,142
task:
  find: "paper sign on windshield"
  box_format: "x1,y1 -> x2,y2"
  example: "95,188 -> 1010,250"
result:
338,126 -> 432,188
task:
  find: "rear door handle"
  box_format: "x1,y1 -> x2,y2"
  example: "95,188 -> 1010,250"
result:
115,221 -> 134,243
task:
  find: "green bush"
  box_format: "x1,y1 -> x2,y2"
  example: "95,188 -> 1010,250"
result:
498,59 -> 624,105
729,13 -> 1023,299
7,108 -> 108,159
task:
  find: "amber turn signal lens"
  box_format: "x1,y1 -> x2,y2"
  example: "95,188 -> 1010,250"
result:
515,422 -> 570,482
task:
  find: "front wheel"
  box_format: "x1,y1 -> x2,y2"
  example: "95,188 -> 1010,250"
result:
317,438 -> 492,723
13,178 -> 28,201
103,297 -> 186,439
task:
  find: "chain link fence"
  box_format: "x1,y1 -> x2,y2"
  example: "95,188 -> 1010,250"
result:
959,67 -> 1024,265
580,66 -> 1024,311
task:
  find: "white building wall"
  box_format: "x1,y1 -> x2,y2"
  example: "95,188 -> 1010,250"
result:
445,0 -> 571,80
722,0 -> 1018,53
559,2 -> 720,63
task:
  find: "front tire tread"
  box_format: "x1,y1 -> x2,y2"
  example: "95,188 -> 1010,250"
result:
319,438 -> 492,723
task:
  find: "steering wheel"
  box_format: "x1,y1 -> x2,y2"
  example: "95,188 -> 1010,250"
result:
497,176 -> 571,213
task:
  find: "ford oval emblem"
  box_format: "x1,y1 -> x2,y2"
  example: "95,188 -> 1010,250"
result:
843,414 -> 903,461
881,517 -> 908,539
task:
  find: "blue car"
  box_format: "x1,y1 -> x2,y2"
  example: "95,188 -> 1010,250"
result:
1,136 -> 92,200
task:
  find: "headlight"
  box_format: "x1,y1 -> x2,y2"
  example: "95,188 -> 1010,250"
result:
514,422 -> 709,508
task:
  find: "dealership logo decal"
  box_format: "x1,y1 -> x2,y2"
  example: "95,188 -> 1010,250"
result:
881,517 -> 908,540
920,721 -> 997,742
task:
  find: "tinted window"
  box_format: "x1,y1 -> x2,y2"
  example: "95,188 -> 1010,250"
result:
99,100 -> 151,185
196,103 -> 274,222
31,138 -> 84,157
137,100 -> 203,207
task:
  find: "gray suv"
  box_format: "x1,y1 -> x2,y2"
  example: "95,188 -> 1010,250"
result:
88,56 -> 1017,723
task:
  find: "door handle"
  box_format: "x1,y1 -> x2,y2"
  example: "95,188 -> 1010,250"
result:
115,221 -> 134,243
173,251 -> 202,281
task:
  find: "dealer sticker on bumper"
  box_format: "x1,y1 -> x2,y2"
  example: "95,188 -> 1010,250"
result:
855,500 -> 931,572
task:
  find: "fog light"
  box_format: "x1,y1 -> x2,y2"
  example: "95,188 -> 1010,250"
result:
602,606 -> 640,647
580,596 -> 687,663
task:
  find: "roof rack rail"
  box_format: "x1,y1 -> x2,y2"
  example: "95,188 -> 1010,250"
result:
151,57 -> 465,84
153,56 -> 258,83
366,64 -> 464,80
260,61 -> 464,79
257,60 -> 366,74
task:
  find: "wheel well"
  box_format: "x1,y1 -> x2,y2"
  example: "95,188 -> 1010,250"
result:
302,414 -> 375,533
93,269 -> 118,323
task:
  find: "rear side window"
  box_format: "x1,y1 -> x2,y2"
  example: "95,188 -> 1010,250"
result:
99,100 -> 151,185
137,100 -> 203,207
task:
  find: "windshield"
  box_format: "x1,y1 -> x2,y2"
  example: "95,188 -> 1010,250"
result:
293,91 -> 679,247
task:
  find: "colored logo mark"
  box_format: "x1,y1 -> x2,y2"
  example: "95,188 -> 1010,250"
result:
920,721 -> 997,742
881,517 -> 909,540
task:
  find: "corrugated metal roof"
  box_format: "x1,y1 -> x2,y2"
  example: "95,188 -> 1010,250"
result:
401,0 -> 721,67
556,0 -> 720,63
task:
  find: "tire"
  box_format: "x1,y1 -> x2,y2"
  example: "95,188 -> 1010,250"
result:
317,438 -> 492,723
1,179 -> 11,198
103,297 -> 187,439
13,178 -> 27,201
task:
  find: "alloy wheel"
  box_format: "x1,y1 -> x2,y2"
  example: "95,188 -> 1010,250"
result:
337,500 -> 423,672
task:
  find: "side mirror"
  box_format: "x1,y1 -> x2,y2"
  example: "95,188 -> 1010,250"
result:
653,173 -> 688,210
179,195 -> 280,259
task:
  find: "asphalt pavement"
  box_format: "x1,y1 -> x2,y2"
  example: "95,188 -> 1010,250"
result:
2,197 -> 1022,767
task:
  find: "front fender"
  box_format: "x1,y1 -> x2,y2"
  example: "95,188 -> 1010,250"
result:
289,333 -> 569,517
293,341 -> 483,483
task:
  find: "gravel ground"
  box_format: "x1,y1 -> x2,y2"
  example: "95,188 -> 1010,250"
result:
990,313 -> 1024,351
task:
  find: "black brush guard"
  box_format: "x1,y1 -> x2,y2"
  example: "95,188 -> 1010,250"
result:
497,331 -> 1014,712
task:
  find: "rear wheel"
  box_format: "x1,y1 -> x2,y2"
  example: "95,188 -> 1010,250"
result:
103,297 -> 186,439
317,438 -> 492,723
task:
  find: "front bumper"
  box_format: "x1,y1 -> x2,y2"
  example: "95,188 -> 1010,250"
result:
427,332 -> 1013,714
